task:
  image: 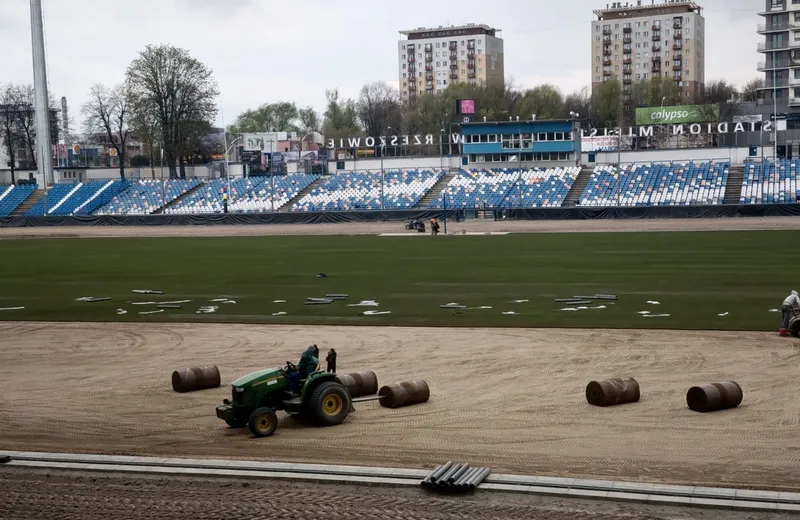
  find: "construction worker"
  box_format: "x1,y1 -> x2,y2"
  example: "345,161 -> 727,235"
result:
780,290 -> 800,337
288,345 -> 319,395
326,348 -> 337,373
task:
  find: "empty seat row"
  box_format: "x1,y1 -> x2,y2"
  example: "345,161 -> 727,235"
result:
0,184 -> 37,217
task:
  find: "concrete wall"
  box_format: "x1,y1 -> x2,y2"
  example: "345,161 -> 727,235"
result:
583,145 -> 774,166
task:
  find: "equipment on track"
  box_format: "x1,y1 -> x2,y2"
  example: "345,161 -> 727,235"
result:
686,381 -> 743,413
172,366 -> 221,393
586,377 -> 640,407
420,461 -> 491,491
215,363 -> 351,437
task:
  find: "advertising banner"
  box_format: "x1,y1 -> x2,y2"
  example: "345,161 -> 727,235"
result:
635,104 -> 719,125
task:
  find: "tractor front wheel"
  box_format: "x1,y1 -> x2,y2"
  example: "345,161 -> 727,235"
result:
248,407 -> 278,437
309,382 -> 350,427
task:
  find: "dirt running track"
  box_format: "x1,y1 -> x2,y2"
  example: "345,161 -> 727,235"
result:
0,468 -> 791,520
0,215 -> 799,238
1,322 -> 799,491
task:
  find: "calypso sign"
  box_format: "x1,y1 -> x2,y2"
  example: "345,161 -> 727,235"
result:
635,104 -> 720,125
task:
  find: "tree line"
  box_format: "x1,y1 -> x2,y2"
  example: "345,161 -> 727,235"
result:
2,41 -> 767,181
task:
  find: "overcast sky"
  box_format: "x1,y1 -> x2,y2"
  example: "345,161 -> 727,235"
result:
0,0 -> 759,129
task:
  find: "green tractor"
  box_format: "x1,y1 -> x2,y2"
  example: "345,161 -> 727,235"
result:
215,361 -> 352,437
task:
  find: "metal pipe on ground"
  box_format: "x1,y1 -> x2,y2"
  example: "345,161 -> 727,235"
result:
686,381 -> 743,413
436,463 -> 462,486
420,464 -> 442,488
171,366 -> 221,393
430,461 -> 452,482
455,467 -> 481,489
466,467 -> 492,490
585,377 -> 640,407
448,464 -> 470,484
335,371 -> 378,398
378,380 -> 430,408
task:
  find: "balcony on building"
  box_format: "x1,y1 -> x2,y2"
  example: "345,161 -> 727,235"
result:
425,65 -> 432,71
603,57 -> 611,65
623,26 -> 631,33
623,47 -> 632,54
603,28 -> 612,35
673,43 -> 683,50
468,71 -> 476,79
450,72 -> 458,80
652,63 -> 662,72
425,44 -> 432,51
603,69 -> 612,76
651,24 -> 660,31
623,76 -> 632,85
467,62 -> 475,69
789,97 -> 800,106
763,78 -> 790,88
623,36 -> 632,44
450,63 -> 458,69
623,66 -> 632,75
673,20 -> 682,29
449,42 -> 457,50
603,37 -> 611,44
757,21 -> 799,33
652,45 -> 661,52
467,41 -> 475,49
673,32 -> 682,39
408,56 -> 415,63
758,40 -> 791,52
673,64 -> 683,71
757,59 -> 790,70
652,33 -> 661,41
623,57 -> 632,65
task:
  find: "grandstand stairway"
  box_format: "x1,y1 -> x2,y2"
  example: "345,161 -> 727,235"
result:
278,177 -> 326,212
723,165 -> 744,205
12,189 -> 44,216
414,171 -> 457,209
561,168 -> 594,207
157,181 -> 207,214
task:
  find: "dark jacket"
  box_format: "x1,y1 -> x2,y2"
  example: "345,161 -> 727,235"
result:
298,346 -> 319,375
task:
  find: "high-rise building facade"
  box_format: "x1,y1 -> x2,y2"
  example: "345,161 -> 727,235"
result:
592,1 -> 705,104
398,24 -> 504,101
757,0 -> 800,107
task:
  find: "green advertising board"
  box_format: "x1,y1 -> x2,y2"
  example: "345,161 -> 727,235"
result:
635,104 -> 719,125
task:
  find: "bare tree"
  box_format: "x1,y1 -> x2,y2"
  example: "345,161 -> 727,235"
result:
131,109 -> 160,178
126,44 -> 219,178
741,78 -> 765,103
298,106 -> 321,133
0,84 -> 22,183
356,82 -> 401,136
82,83 -> 132,179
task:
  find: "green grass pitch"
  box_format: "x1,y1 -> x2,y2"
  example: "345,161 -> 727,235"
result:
0,230 -> 795,331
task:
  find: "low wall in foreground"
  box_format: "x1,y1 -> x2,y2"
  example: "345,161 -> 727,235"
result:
1,203 -> 799,227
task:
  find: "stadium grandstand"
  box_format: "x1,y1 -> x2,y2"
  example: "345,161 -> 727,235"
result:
2,160 -> 797,217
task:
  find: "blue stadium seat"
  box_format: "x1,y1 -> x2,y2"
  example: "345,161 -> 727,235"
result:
741,159 -> 800,204
291,170 -> 443,211
26,183 -> 80,216
94,179 -> 201,215
579,161 -> 729,207
0,184 -> 37,217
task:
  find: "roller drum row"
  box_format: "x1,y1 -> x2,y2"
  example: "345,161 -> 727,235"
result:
420,461 -> 492,491
172,366 -> 221,393
586,377 -> 743,413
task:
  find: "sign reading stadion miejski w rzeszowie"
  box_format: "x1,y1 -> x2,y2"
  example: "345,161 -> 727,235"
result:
325,121 -> 771,149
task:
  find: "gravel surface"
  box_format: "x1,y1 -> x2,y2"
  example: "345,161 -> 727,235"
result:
0,215 -> 798,238
0,467 -> 791,520
1,322 -> 798,491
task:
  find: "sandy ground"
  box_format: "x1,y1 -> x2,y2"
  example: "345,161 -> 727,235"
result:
1,322 -> 799,492
1,467 -> 791,520
0,215 -> 799,238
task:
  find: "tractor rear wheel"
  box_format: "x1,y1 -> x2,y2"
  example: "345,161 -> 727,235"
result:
247,407 -> 278,437
309,382 -> 350,427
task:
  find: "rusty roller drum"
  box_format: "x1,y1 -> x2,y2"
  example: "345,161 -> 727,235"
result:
171,365 -> 221,393
686,381 -> 742,413
585,377 -> 640,407
335,371 -> 378,398
378,379 -> 430,408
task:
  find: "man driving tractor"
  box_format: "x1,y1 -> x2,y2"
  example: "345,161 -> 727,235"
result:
287,344 -> 320,395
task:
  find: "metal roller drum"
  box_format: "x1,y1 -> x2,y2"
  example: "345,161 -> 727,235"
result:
686,381 -> 743,413
378,379 -> 430,408
585,377 -> 640,407
171,365 -> 221,393
335,371 -> 378,398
